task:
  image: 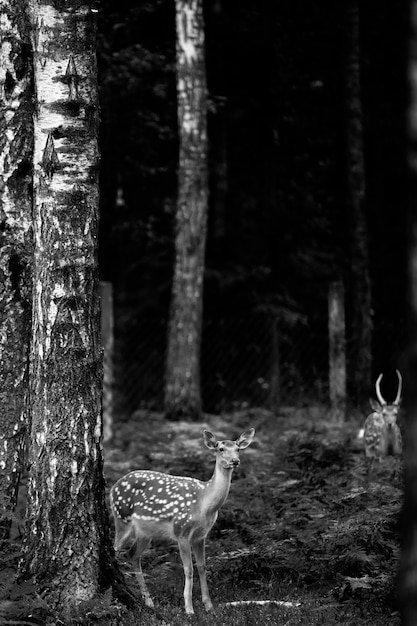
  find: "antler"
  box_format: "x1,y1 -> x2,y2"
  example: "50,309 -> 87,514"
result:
375,370 -> 402,405
394,369 -> 402,405
375,373 -> 386,405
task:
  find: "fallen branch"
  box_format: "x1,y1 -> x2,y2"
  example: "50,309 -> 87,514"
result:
221,600 -> 301,607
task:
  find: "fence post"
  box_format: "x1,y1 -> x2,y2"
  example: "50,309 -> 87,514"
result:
268,317 -> 281,410
100,281 -> 113,441
328,281 -> 346,421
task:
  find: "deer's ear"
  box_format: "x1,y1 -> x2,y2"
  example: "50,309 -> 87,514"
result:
203,430 -> 218,449
236,428 -> 255,449
369,398 -> 381,412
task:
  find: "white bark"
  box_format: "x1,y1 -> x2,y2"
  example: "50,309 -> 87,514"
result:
29,2 -> 99,365
23,1 -> 105,610
165,0 -> 208,419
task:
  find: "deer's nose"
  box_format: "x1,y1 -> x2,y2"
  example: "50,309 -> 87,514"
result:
231,458 -> 240,467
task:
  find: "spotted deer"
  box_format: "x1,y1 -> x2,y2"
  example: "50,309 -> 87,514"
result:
363,370 -> 402,468
110,428 -> 255,615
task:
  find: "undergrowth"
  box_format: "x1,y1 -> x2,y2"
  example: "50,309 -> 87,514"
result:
0,409 -> 402,625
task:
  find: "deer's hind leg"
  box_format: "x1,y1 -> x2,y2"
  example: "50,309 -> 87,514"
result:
114,520 -> 154,608
131,536 -> 154,607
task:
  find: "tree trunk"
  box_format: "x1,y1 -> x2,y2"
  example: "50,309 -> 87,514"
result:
208,104 -> 228,263
267,318 -> 281,410
164,0 -> 208,421
0,0 -> 33,540
21,1 -> 118,613
399,2 -> 417,622
328,281 -> 347,421
345,0 -> 373,405
206,0 -> 228,265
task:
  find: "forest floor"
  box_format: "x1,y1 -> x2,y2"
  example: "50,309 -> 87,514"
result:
0,406 -> 402,625
103,406 -> 402,626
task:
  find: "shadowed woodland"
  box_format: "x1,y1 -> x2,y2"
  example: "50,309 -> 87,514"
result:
98,0 -> 408,415
1,0 -> 417,624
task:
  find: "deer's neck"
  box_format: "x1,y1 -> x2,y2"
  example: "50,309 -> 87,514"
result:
201,461 -> 233,515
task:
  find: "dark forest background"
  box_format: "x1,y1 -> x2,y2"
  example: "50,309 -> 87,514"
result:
96,0 -> 408,416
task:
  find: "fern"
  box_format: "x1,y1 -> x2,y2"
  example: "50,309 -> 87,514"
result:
66,588 -> 125,624
0,572 -> 48,625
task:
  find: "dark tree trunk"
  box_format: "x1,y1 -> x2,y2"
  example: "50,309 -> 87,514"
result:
328,281 -> 347,421
267,318 -> 281,410
399,2 -> 417,622
0,0 -> 33,540
260,0 -> 276,266
345,0 -> 373,405
165,0 -> 208,421
208,105 -> 228,263
206,0 -> 229,266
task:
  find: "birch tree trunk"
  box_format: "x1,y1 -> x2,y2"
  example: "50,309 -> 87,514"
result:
399,2 -> 417,621
21,1 -> 117,612
0,0 -> 33,539
164,0 -> 208,420
345,0 -> 373,405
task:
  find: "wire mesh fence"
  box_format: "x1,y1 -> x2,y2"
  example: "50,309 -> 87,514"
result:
111,304 -> 406,419
200,314 -> 330,411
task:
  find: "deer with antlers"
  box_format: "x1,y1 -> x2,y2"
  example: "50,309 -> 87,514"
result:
363,370 -> 403,467
110,428 -> 255,614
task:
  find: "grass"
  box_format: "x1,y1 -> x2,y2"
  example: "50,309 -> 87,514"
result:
0,406 -> 402,625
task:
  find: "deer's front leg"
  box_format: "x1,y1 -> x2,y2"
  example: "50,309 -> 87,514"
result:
192,538 -> 214,612
178,538 -> 194,614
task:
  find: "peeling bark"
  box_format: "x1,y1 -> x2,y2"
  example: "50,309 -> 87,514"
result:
0,0 -> 33,539
165,0 -> 208,421
21,0 -> 116,612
